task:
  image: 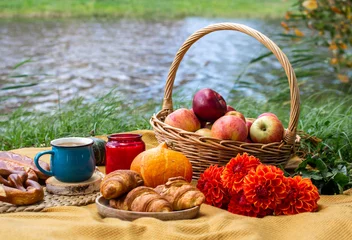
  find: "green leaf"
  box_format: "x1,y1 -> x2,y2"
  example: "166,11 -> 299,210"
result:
12,59 -> 32,69
297,157 -> 328,173
1,83 -> 38,90
334,172 -> 349,188
325,172 -> 334,178
297,159 -> 309,170
277,165 -> 291,177
249,51 -> 273,63
302,170 -> 324,180
277,33 -> 303,39
9,74 -> 30,78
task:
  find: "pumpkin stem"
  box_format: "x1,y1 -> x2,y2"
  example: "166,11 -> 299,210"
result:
158,142 -> 169,149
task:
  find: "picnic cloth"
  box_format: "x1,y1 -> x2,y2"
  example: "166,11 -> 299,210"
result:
1,130 -> 352,240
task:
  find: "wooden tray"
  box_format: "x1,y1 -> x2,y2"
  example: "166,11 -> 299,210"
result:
95,195 -> 200,221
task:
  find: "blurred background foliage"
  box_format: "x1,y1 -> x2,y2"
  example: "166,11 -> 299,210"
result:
282,0 -> 351,83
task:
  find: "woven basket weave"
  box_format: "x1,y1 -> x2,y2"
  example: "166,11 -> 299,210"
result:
150,23 -> 300,180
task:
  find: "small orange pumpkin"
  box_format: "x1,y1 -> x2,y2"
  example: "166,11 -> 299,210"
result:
130,142 -> 193,187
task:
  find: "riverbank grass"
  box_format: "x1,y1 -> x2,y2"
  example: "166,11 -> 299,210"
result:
1,92 -> 351,160
1,91 -> 351,194
0,0 -> 293,19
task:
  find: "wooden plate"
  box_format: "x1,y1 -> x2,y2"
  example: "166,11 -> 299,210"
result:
95,195 -> 200,221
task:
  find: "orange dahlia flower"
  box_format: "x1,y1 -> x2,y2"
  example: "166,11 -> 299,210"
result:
221,153 -> 261,193
243,165 -> 287,210
197,165 -> 231,209
228,190 -> 273,218
275,176 -> 320,215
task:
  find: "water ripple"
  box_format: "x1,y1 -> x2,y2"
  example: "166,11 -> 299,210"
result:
0,17 -> 283,113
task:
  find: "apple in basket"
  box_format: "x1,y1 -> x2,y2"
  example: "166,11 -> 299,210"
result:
250,115 -> 284,144
225,111 -> 246,123
192,88 -> 227,122
211,115 -> 247,141
245,118 -> 255,141
195,128 -> 212,137
246,119 -> 254,133
164,108 -> 201,132
226,105 -> 236,112
257,112 -> 279,119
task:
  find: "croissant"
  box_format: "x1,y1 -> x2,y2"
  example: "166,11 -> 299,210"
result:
109,194 -> 128,210
100,170 -> 143,199
155,176 -> 205,210
124,186 -> 172,212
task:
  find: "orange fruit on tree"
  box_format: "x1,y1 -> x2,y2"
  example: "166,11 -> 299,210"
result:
130,142 -> 193,187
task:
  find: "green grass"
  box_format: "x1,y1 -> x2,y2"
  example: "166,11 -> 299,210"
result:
0,91 -> 156,150
1,90 -> 351,157
0,0 -> 293,19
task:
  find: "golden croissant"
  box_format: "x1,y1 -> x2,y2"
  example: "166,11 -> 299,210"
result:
155,176 -> 205,210
109,194 -> 128,211
121,186 -> 172,212
100,170 -> 143,199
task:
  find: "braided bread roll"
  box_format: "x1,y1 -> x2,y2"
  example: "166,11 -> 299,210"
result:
100,170 -> 143,199
155,176 -> 205,210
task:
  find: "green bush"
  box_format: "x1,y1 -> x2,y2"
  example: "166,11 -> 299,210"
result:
282,0 -> 351,83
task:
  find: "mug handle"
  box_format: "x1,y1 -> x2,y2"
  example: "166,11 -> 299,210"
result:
34,150 -> 54,177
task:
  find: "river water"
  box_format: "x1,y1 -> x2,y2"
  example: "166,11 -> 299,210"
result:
0,17 -> 294,114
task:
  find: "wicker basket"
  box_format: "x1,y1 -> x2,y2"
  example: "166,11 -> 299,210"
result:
150,23 -> 300,180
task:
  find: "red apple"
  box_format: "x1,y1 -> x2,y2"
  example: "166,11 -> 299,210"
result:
225,111 -> 246,123
245,118 -> 255,136
190,108 -> 206,127
211,115 -> 247,141
192,88 -> 227,122
257,112 -> 278,119
164,108 -> 201,132
250,116 -> 284,144
226,105 -> 236,112
195,128 -> 212,137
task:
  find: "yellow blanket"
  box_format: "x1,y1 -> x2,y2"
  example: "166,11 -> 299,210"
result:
1,130 -> 352,240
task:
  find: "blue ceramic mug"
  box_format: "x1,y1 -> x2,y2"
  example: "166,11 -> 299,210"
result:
34,137 -> 95,183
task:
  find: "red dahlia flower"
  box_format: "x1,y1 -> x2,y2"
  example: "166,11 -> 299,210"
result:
221,153 -> 261,193
228,190 -> 273,218
275,176 -> 320,215
243,164 -> 287,210
197,165 -> 231,209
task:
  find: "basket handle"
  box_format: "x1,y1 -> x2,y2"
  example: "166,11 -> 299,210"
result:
162,23 -> 300,145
